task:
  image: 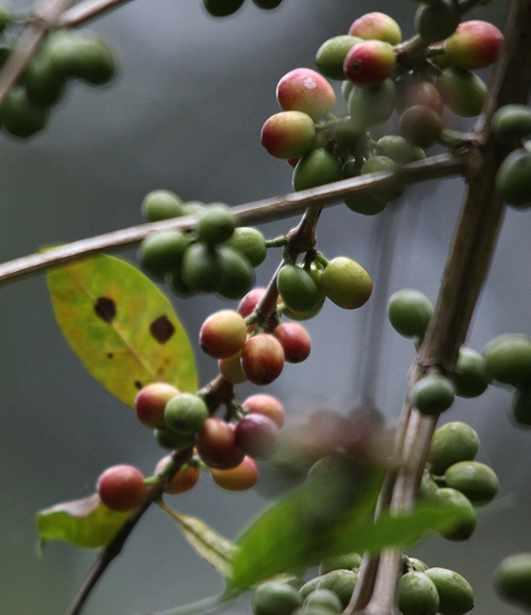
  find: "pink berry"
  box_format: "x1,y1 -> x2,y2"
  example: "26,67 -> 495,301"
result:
444,20 -> 503,70
240,334 -> 285,385
242,394 -> 285,428
348,12 -> 402,45
237,287 -> 267,318
97,464 -> 148,512
399,81 -> 444,116
195,417 -> 238,468
235,413 -> 280,459
343,40 -> 396,87
211,456 -> 259,491
260,111 -> 316,159
276,68 -> 336,122
273,322 -> 312,363
199,310 -> 247,359
135,382 -> 180,429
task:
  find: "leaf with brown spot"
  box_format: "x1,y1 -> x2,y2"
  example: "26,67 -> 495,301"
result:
48,255 -> 197,407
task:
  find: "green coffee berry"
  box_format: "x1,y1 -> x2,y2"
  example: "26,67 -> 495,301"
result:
436,68 -> 487,117
164,393 -> 209,434
71,32 -> 116,85
154,427 -> 195,450
315,35 -> 361,80
181,242 -> 223,293
300,570 -> 358,607
496,148 -> 531,209
167,267 -> 195,298
278,264 -> 318,313
425,568 -> 474,615
196,205 -> 236,246
319,553 -> 362,575
181,201 -> 205,216
494,553 -> 531,608
361,156 -> 404,202
492,105 -> 531,146
141,190 -> 184,221
348,78 -> 396,130
434,487 -> 477,541
341,80 -> 354,103
139,230 -> 189,280
252,582 -> 302,615
321,257 -> 372,310
344,193 -> 388,216
512,386 -> 531,427
24,53 -> 66,108
252,0 -> 283,8
223,226 -> 267,268
0,86 -> 49,138
415,0 -> 461,44
387,289 -> 433,338
217,246 -> 255,299
411,372 -> 456,415
399,571 -> 440,615
454,347 -> 491,398
444,461 -> 499,505
375,135 -> 422,165
293,149 -> 343,192
482,333 -> 531,386
303,589 -> 343,613
418,472 -> 439,500
428,421 -> 479,476
408,557 -> 429,573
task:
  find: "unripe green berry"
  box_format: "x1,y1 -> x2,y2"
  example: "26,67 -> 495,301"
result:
222,227 -> 267,268
512,386 -> 531,427
292,148 -> 343,191
424,568 -> 474,615
482,333 -> 531,386
196,205 -> 236,246
444,461 -> 499,505
361,156 -> 404,202
411,372 -> 455,415
154,427 -> 195,450
252,582 -> 302,615
0,86 -> 49,138
495,553 -> 531,608
321,257 -> 372,310
141,190 -> 184,221
428,421 -> 479,476
408,558 -> 429,573
299,570 -> 358,607
164,393 -> 209,434
434,487 -> 477,541
387,289 -> 433,338
492,105 -> 531,146
399,571 -> 439,615
454,347 -> 491,398
319,553 -> 362,575
181,243 -> 223,293
203,0 -> 245,17
415,0 -> 461,44
348,79 -> 397,130
436,68 -> 487,117
315,36 -> 362,81
348,12 -> 402,46
277,264 -> 319,313
139,230 -> 189,280
304,589 -> 343,613
495,148 -> 531,209
217,247 -> 255,300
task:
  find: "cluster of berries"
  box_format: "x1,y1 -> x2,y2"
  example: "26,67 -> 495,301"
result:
251,552 -> 474,615
492,104 -> 531,209
0,6 -> 116,139
139,190 -> 266,300
260,10 -> 502,215
203,0 -> 282,18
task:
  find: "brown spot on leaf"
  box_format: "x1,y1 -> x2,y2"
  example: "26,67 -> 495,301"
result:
134,381 -> 142,390
94,297 -> 116,323
150,315 -> 175,344
107,353 -> 114,359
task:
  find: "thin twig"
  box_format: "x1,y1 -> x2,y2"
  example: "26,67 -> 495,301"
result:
0,154 -> 466,287
59,0 -> 135,27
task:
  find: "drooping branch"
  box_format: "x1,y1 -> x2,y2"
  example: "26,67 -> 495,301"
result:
0,153 -> 466,287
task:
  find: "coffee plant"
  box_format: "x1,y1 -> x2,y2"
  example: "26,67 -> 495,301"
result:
1,0 -> 531,614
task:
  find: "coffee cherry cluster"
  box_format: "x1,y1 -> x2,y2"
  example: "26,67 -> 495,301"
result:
139,192 -> 266,300
251,553 -> 473,615
0,20 -> 117,139
492,104 -> 531,209
260,10 -> 502,216
203,0 -> 282,18
482,332 -> 531,426
419,421 -> 499,541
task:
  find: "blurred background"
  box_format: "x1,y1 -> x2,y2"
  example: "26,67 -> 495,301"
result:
1,0 -> 530,614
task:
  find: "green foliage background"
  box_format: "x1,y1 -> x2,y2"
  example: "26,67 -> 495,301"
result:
0,1 -> 528,615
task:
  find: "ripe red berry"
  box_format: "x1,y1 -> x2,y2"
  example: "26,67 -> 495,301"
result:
241,334 -> 285,385
154,455 -> 200,494
276,68 -> 336,122
343,40 -> 396,88
237,287 -> 267,318
260,111 -> 316,159
273,322 -> 312,363
199,310 -> 247,359
235,413 -> 280,459
242,394 -> 285,428
211,456 -> 259,491
135,382 -> 180,429
97,464 -> 148,512
444,20 -> 503,70
195,417 -> 238,467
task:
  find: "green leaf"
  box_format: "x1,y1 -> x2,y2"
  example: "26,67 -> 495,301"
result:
37,494 -> 132,549
159,500 -> 237,577
47,254 -> 197,407
229,469 -> 466,590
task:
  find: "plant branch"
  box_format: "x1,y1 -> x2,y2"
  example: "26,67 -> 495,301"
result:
0,153 -> 466,287
59,0 -> 135,27
0,0 -> 73,106
66,447 -> 193,615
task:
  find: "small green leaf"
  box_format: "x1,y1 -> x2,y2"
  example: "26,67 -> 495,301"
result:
159,500 -> 237,577
229,469 -> 466,590
47,254 -> 197,407
37,494 -> 132,549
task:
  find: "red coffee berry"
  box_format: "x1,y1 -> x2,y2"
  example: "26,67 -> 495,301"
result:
260,111 -> 316,159
211,456 -> 259,491
195,417 -> 238,467
343,40 -> 396,88
135,382 -> 180,429
273,322 -> 312,363
199,309 -> 247,359
276,68 -> 336,122
399,81 -> 444,116
154,455 -> 200,494
242,394 -> 285,428
399,105 -> 443,148
348,12 -> 402,45
235,413 -> 280,459
237,287 -> 267,318
97,464 -> 148,512
444,20 -> 503,70
240,334 -> 285,385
